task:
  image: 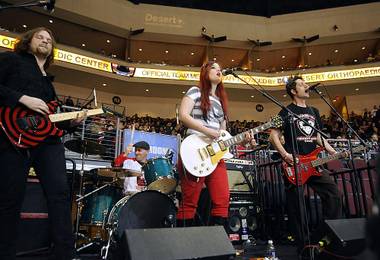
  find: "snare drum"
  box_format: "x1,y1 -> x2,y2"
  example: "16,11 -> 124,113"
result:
142,157 -> 177,194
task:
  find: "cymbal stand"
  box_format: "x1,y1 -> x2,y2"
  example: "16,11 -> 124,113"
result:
74,119 -> 88,248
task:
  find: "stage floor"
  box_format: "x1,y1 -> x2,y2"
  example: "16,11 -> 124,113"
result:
15,243 -> 376,260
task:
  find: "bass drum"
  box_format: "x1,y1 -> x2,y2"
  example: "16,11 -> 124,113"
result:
107,190 -> 176,239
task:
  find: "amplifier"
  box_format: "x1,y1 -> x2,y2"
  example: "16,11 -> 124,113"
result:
230,191 -> 258,204
225,158 -> 254,172
227,199 -> 260,244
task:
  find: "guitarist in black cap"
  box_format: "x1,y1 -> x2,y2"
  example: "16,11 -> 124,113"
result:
0,27 -> 83,260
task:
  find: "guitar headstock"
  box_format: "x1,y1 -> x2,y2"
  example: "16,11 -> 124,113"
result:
102,106 -> 124,118
269,115 -> 283,129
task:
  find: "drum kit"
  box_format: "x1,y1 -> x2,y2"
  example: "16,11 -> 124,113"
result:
65,139 -> 178,259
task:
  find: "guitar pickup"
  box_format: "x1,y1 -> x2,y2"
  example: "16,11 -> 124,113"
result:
206,145 -> 215,156
198,148 -> 209,161
218,141 -> 227,151
285,167 -> 293,177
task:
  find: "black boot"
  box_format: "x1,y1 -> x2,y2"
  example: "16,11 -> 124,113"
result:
176,218 -> 194,227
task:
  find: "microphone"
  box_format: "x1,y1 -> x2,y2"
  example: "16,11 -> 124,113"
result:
221,67 -> 238,76
38,0 -> 55,13
308,82 -> 321,91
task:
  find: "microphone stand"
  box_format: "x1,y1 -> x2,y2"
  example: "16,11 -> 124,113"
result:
228,71 -> 330,256
311,85 -> 368,216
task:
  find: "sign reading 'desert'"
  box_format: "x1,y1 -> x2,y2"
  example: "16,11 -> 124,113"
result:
144,13 -> 184,28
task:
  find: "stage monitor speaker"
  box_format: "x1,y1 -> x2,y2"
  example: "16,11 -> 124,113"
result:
317,218 -> 366,257
121,226 -> 235,260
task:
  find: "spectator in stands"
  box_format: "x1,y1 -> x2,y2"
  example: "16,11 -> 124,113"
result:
372,105 -> 378,118
65,96 -> 74,107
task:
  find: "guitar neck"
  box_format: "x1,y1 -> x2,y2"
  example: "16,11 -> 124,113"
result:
311,152 -> 346,167
311,145 -> 364,167
223,121 -> 273,147
48,108 -> 104,123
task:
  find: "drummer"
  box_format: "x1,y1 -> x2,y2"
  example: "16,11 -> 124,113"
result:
114,141 -> 150,194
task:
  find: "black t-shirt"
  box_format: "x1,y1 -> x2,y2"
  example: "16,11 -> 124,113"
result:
278,103 -> 323,155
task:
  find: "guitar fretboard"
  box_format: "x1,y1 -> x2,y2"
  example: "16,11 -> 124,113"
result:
48,108 -> 104,123
223,122 -> 273,147
311,145 -> 365,167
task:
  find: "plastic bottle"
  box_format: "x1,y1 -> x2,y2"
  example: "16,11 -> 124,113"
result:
266,240 -> 276,259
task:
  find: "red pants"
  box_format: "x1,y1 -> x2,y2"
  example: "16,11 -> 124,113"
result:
177,159 -> 230,219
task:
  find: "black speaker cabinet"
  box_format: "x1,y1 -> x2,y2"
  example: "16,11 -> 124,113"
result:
226,198 -> 259,244
16,178 -> 50,255
121,226 -> 235,260
316,218 -> 366,257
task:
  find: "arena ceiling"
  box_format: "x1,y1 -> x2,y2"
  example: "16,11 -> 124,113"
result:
128,0 -> 380,17
0,1 -> 379,102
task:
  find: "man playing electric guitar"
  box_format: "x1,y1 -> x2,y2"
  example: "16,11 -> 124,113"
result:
269,76 -> 342,257
0,28 -> 83,260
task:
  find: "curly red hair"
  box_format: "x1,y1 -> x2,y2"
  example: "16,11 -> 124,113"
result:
198,61 -> 228,120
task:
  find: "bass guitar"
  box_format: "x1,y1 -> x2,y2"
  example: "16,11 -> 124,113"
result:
282,145 -> 365,186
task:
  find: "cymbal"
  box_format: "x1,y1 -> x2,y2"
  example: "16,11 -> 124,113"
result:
64,139 -> 106,155
96,167 -> 142,178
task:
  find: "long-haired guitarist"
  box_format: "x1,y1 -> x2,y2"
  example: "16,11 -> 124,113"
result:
0,28 -> 83,260
177,61 -> 254,227
269,75 -> 342,255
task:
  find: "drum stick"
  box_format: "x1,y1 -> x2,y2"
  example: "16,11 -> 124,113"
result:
125,123 -> 135,155
130,123 -> 135,145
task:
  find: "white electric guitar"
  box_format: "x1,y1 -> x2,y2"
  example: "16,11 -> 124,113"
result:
180,116 -> 283,177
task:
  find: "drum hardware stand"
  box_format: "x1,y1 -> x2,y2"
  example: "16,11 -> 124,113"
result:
74,119 -> 88,249
100,229 -> 114,259
76,180 -> 118,203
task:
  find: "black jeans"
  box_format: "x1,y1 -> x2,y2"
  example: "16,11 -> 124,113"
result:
0,141 -> 74,260
285,169 -> 342,251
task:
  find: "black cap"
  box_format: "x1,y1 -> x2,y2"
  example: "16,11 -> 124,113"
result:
133,141 -> 150,150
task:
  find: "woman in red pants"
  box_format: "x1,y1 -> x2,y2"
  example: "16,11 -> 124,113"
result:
177,61 -> 253,227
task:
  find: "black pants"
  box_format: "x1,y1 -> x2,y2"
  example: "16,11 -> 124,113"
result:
0,142 -> 74,260
285,169 -> 342,251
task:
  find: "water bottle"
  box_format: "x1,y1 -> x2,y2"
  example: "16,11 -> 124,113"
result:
266,240 -> 276,259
